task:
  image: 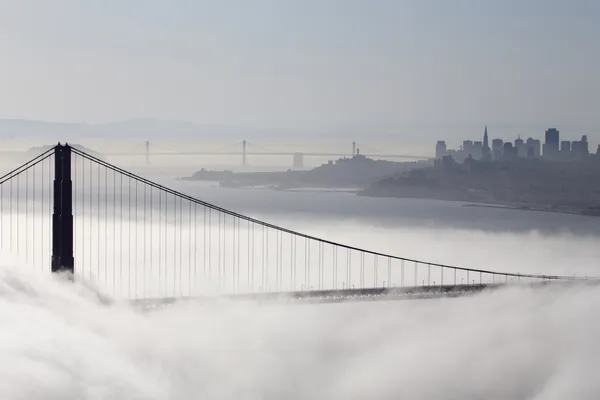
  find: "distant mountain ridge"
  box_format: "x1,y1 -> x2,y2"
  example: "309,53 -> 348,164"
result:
28,143 -> 104,159
0,118 -> 488,142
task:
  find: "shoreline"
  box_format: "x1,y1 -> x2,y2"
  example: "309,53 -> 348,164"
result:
358,191 -> 600,218
461,203 -> 597,217
182,177 -> 600,219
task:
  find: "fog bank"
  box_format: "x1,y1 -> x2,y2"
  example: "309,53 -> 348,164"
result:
1,261 -> 599,399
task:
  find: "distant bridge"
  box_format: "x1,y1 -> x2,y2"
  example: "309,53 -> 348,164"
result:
0,143 -> 592,305
107,150 -> 429,160
111,140 -> 432,166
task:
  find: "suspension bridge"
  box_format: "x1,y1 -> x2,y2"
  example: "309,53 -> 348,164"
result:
0,143 -> 592,305
106,140 -> 431,167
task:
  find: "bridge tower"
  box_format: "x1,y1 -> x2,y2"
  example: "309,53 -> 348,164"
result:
352,141 -> 356,156
242,140 -> 247,166
145,141 -> 150,164
293,152 -> 304,168
51,144 -> 74,275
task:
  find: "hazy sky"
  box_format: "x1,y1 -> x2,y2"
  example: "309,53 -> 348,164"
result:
0,0 -> 598,138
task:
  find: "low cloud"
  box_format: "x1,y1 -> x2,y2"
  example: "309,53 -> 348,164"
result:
1,251 -> 599,399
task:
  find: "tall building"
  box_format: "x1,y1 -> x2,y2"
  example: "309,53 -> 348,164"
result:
482,126 -> 491,160
472,141 -> 483,159
561,140 -> 571,154
544,128 -> 560,159
436,141 -> 447,159
515,137 -> 526,157
527,146 -> 535,158
572,135 -> 589,159
492,139 -> 504,160
581,135 -> 589,155
503,142 -> 518,159
462,140 -> 474,156
526,138 -> 541,158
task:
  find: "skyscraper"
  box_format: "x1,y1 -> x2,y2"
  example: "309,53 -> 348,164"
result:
463,140 -> 474,155
515,136 -> 526,157
492,139 -> 504,160
482,126 -> 491,160
544,128 -> 560,159
526,138 -> 541,158
435,141 -> 447,159
472,141 -> 483,159
571,135 -> 589,159
503,142 -> 517,159
581,135 -> 589,155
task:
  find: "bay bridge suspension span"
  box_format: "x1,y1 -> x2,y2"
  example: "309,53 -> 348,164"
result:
109,140 -> 431,167
0,144 -> 592,304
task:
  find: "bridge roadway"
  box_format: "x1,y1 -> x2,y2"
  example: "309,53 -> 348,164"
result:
131,280 -> 594,310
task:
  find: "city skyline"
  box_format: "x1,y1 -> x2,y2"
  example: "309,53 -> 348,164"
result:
436,126 -> 596,161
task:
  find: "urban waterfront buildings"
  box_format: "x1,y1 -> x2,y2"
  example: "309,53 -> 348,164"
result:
435,127 -> 591,162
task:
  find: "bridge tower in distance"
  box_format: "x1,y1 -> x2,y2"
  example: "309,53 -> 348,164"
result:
242,140 -> 247,166
145,141 -> 150,164
293,152 -> 304,168
51,143 -> 74,275
352,141 -> 357,156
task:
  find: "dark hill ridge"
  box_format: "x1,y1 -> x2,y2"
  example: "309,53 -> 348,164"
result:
363,156 -> 600,216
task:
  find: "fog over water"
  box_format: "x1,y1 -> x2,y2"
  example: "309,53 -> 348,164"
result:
3,266 -> 600,399
1,160 -> 600,399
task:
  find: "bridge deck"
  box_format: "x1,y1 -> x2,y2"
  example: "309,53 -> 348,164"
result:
131,280 -> 599,309
130,283 -> 514,309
